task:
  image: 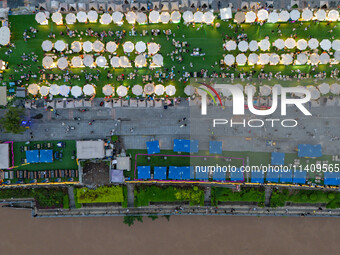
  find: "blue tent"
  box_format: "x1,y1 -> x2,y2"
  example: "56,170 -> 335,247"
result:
279,169 -> 292,183
271,152 -> 285,165
209,141 -> 222,154
154,167 -> 167,180
298,144 -> 322,158
173,139 -> 199,153
168,166 -> 181,179
251,170 -> 264,184
40,150 -> 53,163
179,166 -> 191,180
137,166 -> 151,179
324,172 -> 338,186
26,150 -> 39,163
146,141 -> 160,154
230,168 -> 244,181
213,170 -> 226,181
195,168 -> 209,180
293,170 -> 307,184
266,169 -> 280,182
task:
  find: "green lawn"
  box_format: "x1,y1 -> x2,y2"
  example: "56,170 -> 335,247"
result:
76,185 -> 125,203
211,187 -> 265,206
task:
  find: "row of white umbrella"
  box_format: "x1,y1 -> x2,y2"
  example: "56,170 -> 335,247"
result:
129,84 -> 176,96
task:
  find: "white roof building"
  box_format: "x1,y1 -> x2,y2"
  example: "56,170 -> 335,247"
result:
77,140 -> 105,159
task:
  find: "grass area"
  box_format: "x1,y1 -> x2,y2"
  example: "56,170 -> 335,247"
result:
76,185 -> 125,204
211,187 -> 265,207
73,187 -> 82,208
134,185 -> 204,207
63,194 -> 69,209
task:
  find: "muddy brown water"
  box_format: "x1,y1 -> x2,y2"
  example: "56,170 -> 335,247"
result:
0,207 -> 339,255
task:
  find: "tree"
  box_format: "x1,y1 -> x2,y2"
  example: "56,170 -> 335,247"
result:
0,107 -> 26,134
123,216 -> 143,226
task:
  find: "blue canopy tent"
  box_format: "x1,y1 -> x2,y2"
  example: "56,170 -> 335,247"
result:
209,141 -> 222,154
212,170 -> 226,181
230,168 -> 244,181
271,152 -> 285,165
195,168 -> 209,180
179,166 -> 192,180
146,141 -> 160,154
251,170 -> 264,184
168,166 -> 181,179
293,170 -> 307,184
298,144 -> 322,158
26,150 -> 39,163
279,169 -> 292,183
324,171 -> 338,186
137,166 -> 151,179
266,169 -> 280,182
173,139 -> 199,153
39,150 -> 53,163
153,166 -> 167,180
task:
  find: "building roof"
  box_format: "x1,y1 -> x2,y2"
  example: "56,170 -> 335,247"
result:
0,143 -> 9,169
116,156 -> 130,171
0,86 -> 7,106
76,140 -> 105,159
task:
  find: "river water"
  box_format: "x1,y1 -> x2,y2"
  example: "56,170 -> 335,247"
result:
0,207 -> 339,254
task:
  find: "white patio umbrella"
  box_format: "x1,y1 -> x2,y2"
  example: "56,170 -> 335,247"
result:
238,41 -> 248,52
77,11 -> 87,23
136,12 -> 147,24
171,11 -> 181,23
83,41 -> 93,53
40,86 -> 49,96
110,57 -> 120,67
248,40 -> 258,51
71,41 -> 82,53
245,84 -> 256,94
302,9 -> 313,21
318,83 -> 330,94
259,53 -> 270,65
308,38 -> 319,49
28,84 -> 40,95
310,53 -> 320,65
93,40 -> 104,52
52,12 -> 63,24
224,54 -> 235,66
245,11 -> 256,23
126,11 -> 136,24
71,86 -> 82,98
319,53 -> 330,64
290,10 -> 300,21
112,11 -> 124,24
135,54 -> 147,67
330,83 -> 340,94
57,57 -> 68,70
100,13 -> 112,24
152,54 -> 163,67
117,86 -> 128,97
184,85 -> 195,96
42,56 -> 54,68
95,56 -> 107,67
160,12 -> 170,24
123,41 -> 134,53
297,53 -> 308,65
236,53 -> 247,65
83,55 -> 94,67
50,84 -> 60,95
132,85 -> 143,96
106,41 -> 117,53
307,86 -> 320,99
226,40 -> 237,51
87,10 -> 98,22
0,26 -> 10,46
35,12 -> 47,24
183,11 -> 194,23
328,10 -> 339,21
235,12 -> 245,24
149,10 -> 160,23
259,39 -> 270,51
148,42 -> 159,54
332,39 -> 340,51
42,40 -> 53,51
297,39 -> 308,50
248,53 -> 258,65
71,56 -> 82,67
268,11 -> 279,23
273,84 -> 282,95
316,9 -> 326,21
66,13 -> 76,24
194,11 -> 203,23
274,39 -> 285,50
155,84 -> 165,96
281,54 -> 293,65
334,50 -> 340,61
203,12 -> 214,24
135,41 -> 146,53
320,39 -> 332,51
285,38 -> 296,49
260,85 -> 271,96
257,9 -> 268,21
102,85 -> 114,96
119,56 -> 130,67
83,84 -> 95,96
279,10 -> 289,22
165,85 -> 176,96
59,85 -> 70,97
55,40 -> 66,51
269,53 -> 280,65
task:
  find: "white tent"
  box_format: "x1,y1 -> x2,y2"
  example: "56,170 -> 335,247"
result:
334,51 -> 340,61
319,53 -> 330,64
57,57 -> 68,70
148,42 -> 159,55
71,41 -> 82,53
87,10 -> 98,22
152,54 -> 163,67
112,11 -> 124,24
71,56 -> 83,67
40,86 -> 49,96
171,11 -> 181,23
83,41 -> 93,53
71,86 -> 82,98
308,38 -> 319,49
52,12 -> 63,24
28,84 -> 40,95
83,84 -> 95,96
236,53 -> 247,65
224,54 -> 235,66
281,54 -> 293,65
93,40 -> 104,52
245,11 -> 256,23
248,53 -> 258,65
66,13 -> 76,24
318,83 -> 330,94
245,84 -> 256,94
203,12 -> 214,24
155,84 -> 165,96
103,85 -> 114,96
290,10 -> 300,21
260,85 -> 271,96
269,53 -> 280,65
110,57 -> 120,68
96,56 -> 107,67
328,10 -> 339,21
135,54 -> 147,67
135,41 -> 146,53
307,86 -> 320,100
59,85 -> 70,97
160,12 -> 170,24
320,39 -> 332,51
330,83 -> 340,94
55,40 -> 66,51
316,9 -> 326,21
332,40 -> 340,51
225,40 -> 237,51
248,40 -> 258,51
119,56 -> 130,68
117,86 -> 128,97
42,40 -> 53,51
234,12 -> 245,24
50,84 -> 60,95
273,84 -> 282,95
279,10 -> 289,22
268,11 -> 279,23
83,55 -> 94,67
238,41 -> 248,52
194,11 -> 203,23
297,53 -> 308,65
132,85 -> 143,96
297,39 -> 308,50
136,12 -> 147,24
302,9 -> 313,21
42,56 -> 54,68
274,39 -> 285,50
77,11 -> 88,23
126,11 -> 136,24
220,8 -> 232,20
259,39 -> 270,51
106,41 -> 117,53
285,38 -> 296,49
310,53 -> 320,65
123,41 -> 134,53
184,85 -> 195,96
149,10 -> 160,23
35,12 -> 47,24
183,11 -> 194,23
165,85 -> 176,96
100,13 -> 112,24
259,53 -> 270,65
257,9 -> 268,21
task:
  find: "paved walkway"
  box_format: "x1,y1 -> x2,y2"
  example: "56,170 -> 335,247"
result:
126,184 -> 134,208
67,186 -> 76,209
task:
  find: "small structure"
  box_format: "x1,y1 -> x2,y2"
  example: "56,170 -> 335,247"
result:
209,141 -> 222,154
298,144 -> 322,158
173,139 -> 199,153
0,143 -> 9,169
271,152 -> 285,165
146,140 -> 160,154
76,140 -> 105,159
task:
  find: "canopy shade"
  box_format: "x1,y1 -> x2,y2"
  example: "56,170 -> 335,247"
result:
316,9 -> 326,21
281,54 -> 293,65
297,53 -> 308,65
328,10 -> 339,21
144,83 -> 155,94
236,53 -> 247,65
225,40 -> 237,51
184,85 -> 195,96
77,11 -> 88,23
155,84 -> 165,95
40,86 -> 49,96
135,54 -> 147,67
126,11 -> 136,24
279,10 -> 289,22
269,54 -> 280,65
93,40 -> 104,52
203,12 -> 214,24
165,85 -> 176,96
245,84 -> 256,94
310,53 -> 320,65
274,39 -> 285,50
55,40 -> 66,51
302,9 -> 313,21
259,53 -> 270,65
308,38 -> 319,49
42,40 -> 53,51
132,85 -> 143,96
290,10 -> 300,21
83,55 -> 94,67
245,11 -> 256,23
320,39 -> 331,51
71,56 -> 83,67
160,12 -> 170,24
259,39 -> 270,51
318,83 -> 330,94
307,86 -> 320,99
332,40 -> 340,51
50,84 -> 60,95
238,41 -> 248,52
71,86 -> 82,97
83,41 -> 93,52
297,39 -> 308,50
194,11 -> 204,23
106,41 -> 117,53
52,12 -> 63,24
112,11 -> 124,24
135,41 -> 146,53
319,53 -> 330,64
110,56 -> 120,68
59,85 -> 70,97
95,56 -> 107,67
148,42 -> 160,55
71,41 -> 82,52
87,10 -> 98,22
28,84 -> 40,95
171,11 -> 181,23
234,12 -> 245,24
183,11 -> 194,23
268,11 -> 279,23
123,41 -> 134,53
260,85 -> 271,96
119,56 -> 131,67
100,13 -> 112,24
102,85 -> 114,96
248,40 -> 258,51
117,86 -> 128,97
136,12 -> 148,24
248,53 -> 258,65
224,54 -> 235,66
330,83 -> 340,94
83,84 -> 96,96
285,38 -> 296,49
57,57 -> 68,70
35,12 -> 47,24
152,54 -> 163,67
149,11 -> 160,23
42,56 -> 54,68
66,13 -> 76,24
257,9 -> 268,21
